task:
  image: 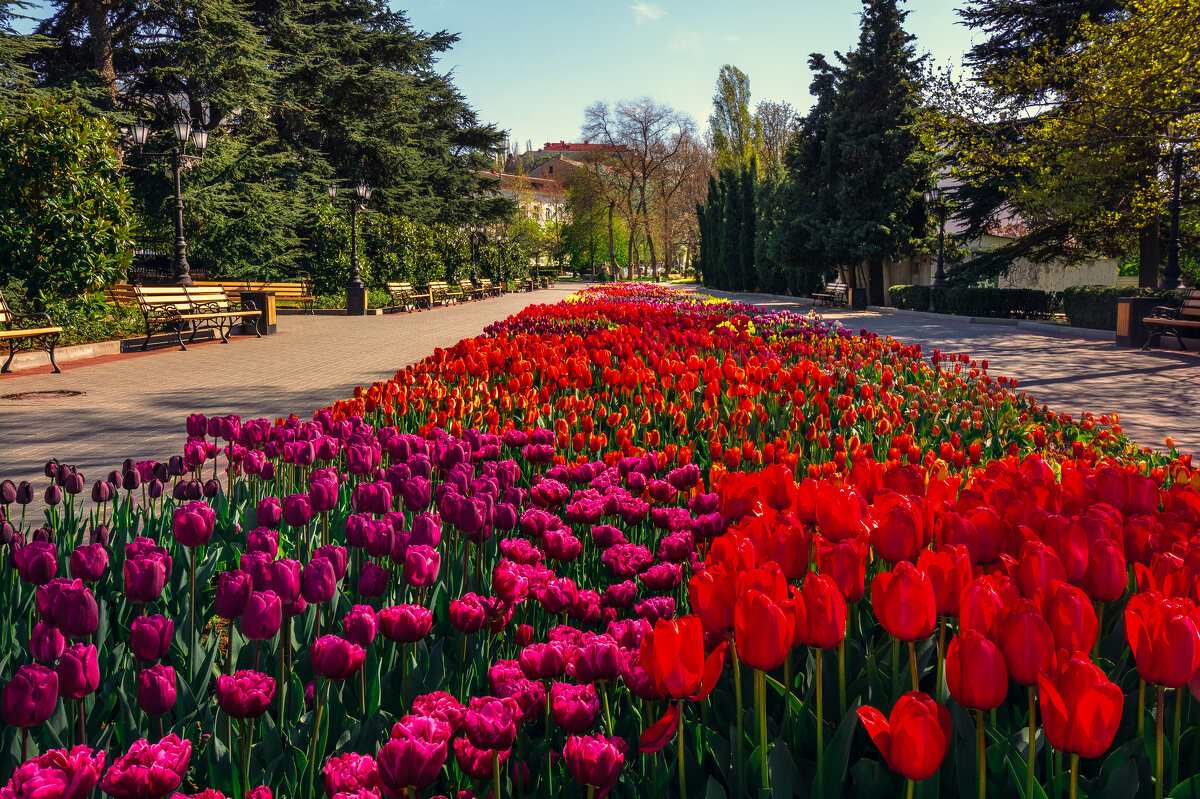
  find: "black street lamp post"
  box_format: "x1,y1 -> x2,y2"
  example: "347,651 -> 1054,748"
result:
924,186 -> 949,289
1161,146 -> 1185,291
329,181 -> 372,315
467,225 -> 484,282
130,118 -> 209,286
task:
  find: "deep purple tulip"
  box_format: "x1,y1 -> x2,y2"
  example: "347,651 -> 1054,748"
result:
186,413 -> 208,438
255,497 -> 282,529
137,665 -> 177,716
358,562 -> 389,598
301,557 -> 337,604
262,558 -> 301,603
378,604 -> 433,644
411,511 -> 443,547
0,479 -> 15,505
403,545 -> 440,588
309,478 -> 339,513
130,615 -> 174,663
215,569 -> 253,618
311,635 -> 366,681
315,545 -> 349,580
14,541 -> 57,585
123,554 -> 169,604
216,670 -> 275,718
39,578 -> 99,638
173,501 -> 216,548
240,590 -> 283,640
342,605 -> 378,648
246,526 -> 279,558
464,696 -> 518,750
99,734 -> 191,799
56,644 -> 99,699
402,477 -> 432,512
377,717 -> 449,791
14,480 -> 33,505
30,622 -> 66,662
69,542 -> 109,583
1,744 -> 106,798
2,664 -> 59,727
281,494 -> 312,528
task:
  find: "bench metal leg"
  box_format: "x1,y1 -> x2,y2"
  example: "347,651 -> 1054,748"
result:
46,335 -> 60,373
1,341 -> 14,373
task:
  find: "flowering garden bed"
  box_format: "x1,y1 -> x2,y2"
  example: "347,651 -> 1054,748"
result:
1,283 -> 1197,799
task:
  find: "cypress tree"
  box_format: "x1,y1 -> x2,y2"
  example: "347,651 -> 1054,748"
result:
719,168 -> 742,291
822,0 -> 933,304
740,159 -> 756,291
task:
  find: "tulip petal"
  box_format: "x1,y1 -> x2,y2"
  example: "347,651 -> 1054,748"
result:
691,641 -> 728,702
856,705 -> 892,764
639,703 -> 681,754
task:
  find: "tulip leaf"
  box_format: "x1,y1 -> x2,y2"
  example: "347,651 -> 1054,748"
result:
847,759 -> 894,799
1169,777 -> 1200,799
822,705 -> 861,799
1003,750 -> 1049,799
768,738 -> 799,797
705,776 -> 728,799
1092,745 -> 1140,799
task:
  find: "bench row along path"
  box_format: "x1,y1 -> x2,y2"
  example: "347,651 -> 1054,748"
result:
0,286 -> 580,493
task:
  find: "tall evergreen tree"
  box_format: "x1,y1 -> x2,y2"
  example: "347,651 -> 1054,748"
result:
709,64 -> 754,172
1,0 -> 45,104
823,0 -> 933,303
718,168 -> 742,290
740,159 -> 756,290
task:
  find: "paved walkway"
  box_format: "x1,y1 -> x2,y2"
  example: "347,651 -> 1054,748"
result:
2,283 -> 1195,506
704,288 -> 1200,456
0,286 -> 580,491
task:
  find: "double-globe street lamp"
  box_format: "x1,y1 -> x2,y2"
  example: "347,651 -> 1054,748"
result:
1161,142 -> 1187,291
923,186 -> 950,290
129,118 -> 209,286
328,181 -> 372,315
466,225 -> 485,282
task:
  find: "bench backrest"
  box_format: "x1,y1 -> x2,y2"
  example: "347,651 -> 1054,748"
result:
133,285 -> 232,313
194,280 -> 312,300
0,290 -> 11,325
479,278 -> 494,287
427,281 -> 452,291
386,281 -> 415,293
106,283 -> 141,308
185,286 -> 232,311
1181,289 -> 1200,320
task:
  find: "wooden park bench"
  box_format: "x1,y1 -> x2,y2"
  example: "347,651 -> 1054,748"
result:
132,285 -> 261,351
385,281 -> 431,311
478,278 -> 501,297
105,283 -> 141,309
195,280 -> 315,313
1143,289 -> 1200,352
0,290 -> 62,374
426,281 -> 462,307
458,279 -> 485,301
812,281 -> 849,307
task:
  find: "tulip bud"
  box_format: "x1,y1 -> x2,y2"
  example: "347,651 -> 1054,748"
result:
130,614 -> 174,663
56,644 -> 100,699
137,665 -> 177,716
30,622 -> 66,662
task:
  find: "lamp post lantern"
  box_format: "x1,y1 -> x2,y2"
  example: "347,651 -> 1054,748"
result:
467,225 -> 485,282
924,186 -> 949,289
128,117 -> 209,285
329,181 -> 371,315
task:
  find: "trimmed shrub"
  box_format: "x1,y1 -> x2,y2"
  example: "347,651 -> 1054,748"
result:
1061,285 -> 1188,330
889,284 -> 930,310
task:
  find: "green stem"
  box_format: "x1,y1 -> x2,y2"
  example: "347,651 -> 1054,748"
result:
239,718 -> 251,799
816,650 -> 824,799
678,703 -> 688,799
837,639 -> 847,718
1027,685 -> 1037,799
189,550 -> 197,679
493,749 -> 502,799
1156,686 -> 1165,799
305,677 -> 324,798
757,669 -> 769,793
935,620 -> 946,704
906,779 -> 915,799
732,643 -> 744,794
908,641 -> 919,692
601,680 -> 613,733
1139,679 -> 1146,739
1173,687 -> 1183,791
1070,753 -> 1079,799
977,710 -> 986,799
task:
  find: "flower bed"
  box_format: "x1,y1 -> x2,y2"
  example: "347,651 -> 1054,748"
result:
0,283 -> 1197,799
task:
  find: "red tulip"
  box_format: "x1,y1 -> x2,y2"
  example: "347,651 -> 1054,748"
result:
791,573 -> 847,650
323,752 -> 381,797
1,744 -> 105,798
817,536 -> 868,602
463,695 -> 519,750
871,562 -> 936,642
1037,653 -> 1123,759
857,691 -> 951,781
377,717 -> 449,792
1016,541 -> 1067,601
1041,582 -> 1098,655
378,604 -> 433,644
1125,591 -> 1200,688
734,588 -> 794,671
815,484 -> 864,541
995,599 -> 1055,686
870,490 -> 928,563
945,631 -> 1007,710
688,564 -> 737,635
1082,538 -> 1126,603
638,616 -> 726,701
917,545 -> 972,617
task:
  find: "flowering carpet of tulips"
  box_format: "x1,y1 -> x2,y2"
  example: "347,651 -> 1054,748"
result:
2,283 -> 1199,799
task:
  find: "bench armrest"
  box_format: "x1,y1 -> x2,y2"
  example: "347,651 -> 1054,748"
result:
9,312 -> 57,330
1149,305 -> 1182,319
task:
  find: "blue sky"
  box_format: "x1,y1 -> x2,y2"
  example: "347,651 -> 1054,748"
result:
405,0 -> 978,151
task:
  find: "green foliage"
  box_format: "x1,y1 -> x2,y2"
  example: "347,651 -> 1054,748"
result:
1061,285 -> 1188,330
888,284 -> 930,310
0,97 -> 135,309
0,0 -> 46,105
934,286 -> 1062,319
41,293 -> 142,345
710,64 -> 755,171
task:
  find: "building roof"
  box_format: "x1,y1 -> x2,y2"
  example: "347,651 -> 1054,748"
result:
539,141 -> 629,154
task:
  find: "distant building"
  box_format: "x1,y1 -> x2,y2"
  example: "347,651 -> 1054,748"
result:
529,141 -> 630,160
526,155 -> 587,187
490,171 -> 568,226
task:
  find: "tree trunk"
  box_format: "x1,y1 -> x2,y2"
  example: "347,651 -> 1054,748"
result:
868,260 -> 885,306
606,202 -> 617,274
1139,216 -> 1161,289
642,203 -> 657,281
82,0 -> 119,108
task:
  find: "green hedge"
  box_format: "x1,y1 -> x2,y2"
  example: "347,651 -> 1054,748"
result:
887,285 -> 1061,319
1061,285 -> 1188,330
889,285 -> 929,310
